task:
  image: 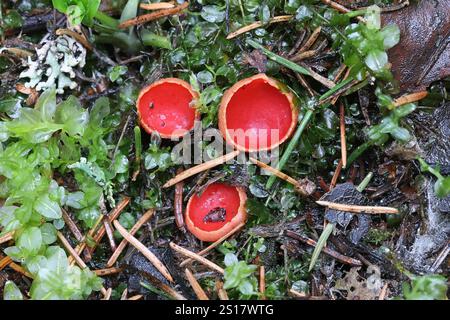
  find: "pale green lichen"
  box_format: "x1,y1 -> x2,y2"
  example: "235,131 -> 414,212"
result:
20,35 -> 86,94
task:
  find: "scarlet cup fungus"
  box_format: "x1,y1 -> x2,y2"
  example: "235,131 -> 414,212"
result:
219,73 -> 298,152
137,78 -> 199,139
185,183 -> 247,242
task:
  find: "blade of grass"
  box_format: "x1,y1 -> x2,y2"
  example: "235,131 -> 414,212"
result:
266,109 -> 313,189
356,172 -> 373,192
309,223 -> 334,271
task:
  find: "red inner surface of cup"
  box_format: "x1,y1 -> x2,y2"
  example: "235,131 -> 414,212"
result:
138,82 -> 196,136
225,78 -> 293,150
188,183 -> 240,232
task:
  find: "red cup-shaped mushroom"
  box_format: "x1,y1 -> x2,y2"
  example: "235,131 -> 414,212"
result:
185,183 -> 247,242
219,73 -> 298,152
137,78 -> 199,139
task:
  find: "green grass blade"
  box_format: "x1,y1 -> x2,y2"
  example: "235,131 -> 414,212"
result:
309,223 -> 334,271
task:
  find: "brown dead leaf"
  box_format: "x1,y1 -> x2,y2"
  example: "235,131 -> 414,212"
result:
15,83 -> 39,106
243,49 -> 268,73
381,0 -> 450,93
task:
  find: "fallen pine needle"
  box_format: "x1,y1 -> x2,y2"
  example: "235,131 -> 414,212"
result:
0,231 -> 14,245
259,266 -> 266,299
226,15 -> 292,39
140,2 -> 175,10
107,209 -> 155,267
216,280 -> 229,300
321,0 -> 366,23
180,222 -> 245,267
94,267 -> 122,276
0,256 -> 12,271
113,220 -> 174,282
102,288 -> 112,300
84,196 -> 131,258
340,102 -> 347,168
163,150 -> 240,188
0,47 -> 33,58
289,289 -> 307,298
142,277 -> 187,300
393,91 -> 428,107
249,157 -> 314,196
298,26 -> 321,53
330,159 -> 343,189
119,1 -> 189,29
0,253 -> 33,278
285,230 -> 362,266
121,288 -> 128,300
57,231 -> 87,268
316,201 -> 399,214
379,283 -> 389,300
170,242 -> 224,274
185,268 -> 209,300
291,49 -> 317,62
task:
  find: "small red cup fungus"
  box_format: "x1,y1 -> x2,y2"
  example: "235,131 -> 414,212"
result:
137,78 -> 199,139
219,73 -> 298,152
185,183 -> 247,242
